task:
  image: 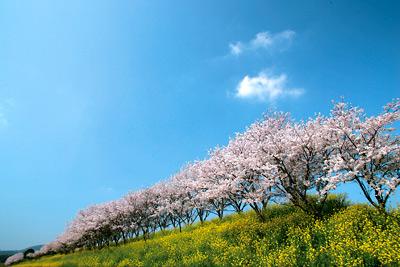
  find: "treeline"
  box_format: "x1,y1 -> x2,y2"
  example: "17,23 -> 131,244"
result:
12,99 -> 399,264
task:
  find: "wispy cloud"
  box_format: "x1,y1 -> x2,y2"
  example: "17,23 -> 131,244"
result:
235,72 -> 304,102
0,98 -> 14,128
0,112 -> 7,127
229,43 -> 243,56
229,30 -> 295,56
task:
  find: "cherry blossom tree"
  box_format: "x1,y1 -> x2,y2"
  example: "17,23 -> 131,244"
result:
221,132 -> 278,221
323,99 -> 400,211
180,162 -> 212,223
245,112 -> 335,217
196,153 -> 233,219
5,252 -> 24,266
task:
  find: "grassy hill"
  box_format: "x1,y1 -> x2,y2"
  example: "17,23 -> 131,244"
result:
14,199 -> 400,266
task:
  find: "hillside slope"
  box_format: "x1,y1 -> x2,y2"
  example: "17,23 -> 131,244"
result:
14,203 -> 400,267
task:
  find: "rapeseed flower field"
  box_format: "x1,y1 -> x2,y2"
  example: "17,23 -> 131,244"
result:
15,197 -> 400,267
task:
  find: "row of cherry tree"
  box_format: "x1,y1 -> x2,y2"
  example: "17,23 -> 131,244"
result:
35,99 -> 400,257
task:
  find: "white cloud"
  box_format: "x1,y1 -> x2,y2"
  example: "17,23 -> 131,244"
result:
229,30 -> 295,55
235,72 -> 304,102
251,32 -> 274,48
229,42 -> 243,55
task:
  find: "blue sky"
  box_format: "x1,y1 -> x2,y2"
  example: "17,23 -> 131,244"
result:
0,0 -> 399,249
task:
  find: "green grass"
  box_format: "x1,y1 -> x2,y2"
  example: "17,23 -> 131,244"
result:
14,197 -> 400,267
